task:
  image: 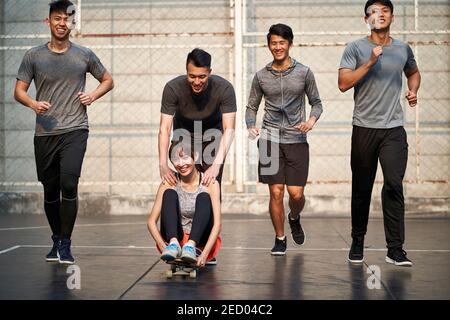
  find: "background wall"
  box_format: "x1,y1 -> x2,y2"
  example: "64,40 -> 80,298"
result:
1,0 -> 448,215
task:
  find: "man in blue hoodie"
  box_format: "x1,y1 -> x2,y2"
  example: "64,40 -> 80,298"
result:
246,24 -> 323,255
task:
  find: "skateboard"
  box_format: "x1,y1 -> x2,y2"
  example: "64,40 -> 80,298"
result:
166,258 -> 198,279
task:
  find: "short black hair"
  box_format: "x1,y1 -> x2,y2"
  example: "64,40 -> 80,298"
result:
267,23 -> 294,45
186,48 -> 211,69
364,0 -> 394,16
49,0 -> 75,17
169,137 -> 196,163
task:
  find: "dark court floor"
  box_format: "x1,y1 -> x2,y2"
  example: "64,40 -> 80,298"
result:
0,214 -> 449,300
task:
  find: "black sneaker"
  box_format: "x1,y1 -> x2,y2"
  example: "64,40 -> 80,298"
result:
348,237 -> 364,263
59,238 -> 75,265
271,236 -> 287,256
45,235 -> 60,262
386,248 -> 413,267
288,212 -> 305,246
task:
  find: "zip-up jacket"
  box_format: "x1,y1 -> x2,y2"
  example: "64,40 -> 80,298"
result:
245,59 -> 323,143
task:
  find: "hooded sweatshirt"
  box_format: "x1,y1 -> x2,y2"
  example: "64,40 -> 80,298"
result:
245,58 -> 323,143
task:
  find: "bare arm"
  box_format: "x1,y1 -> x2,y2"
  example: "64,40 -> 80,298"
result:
78,71 -> 114,106
147,183 -> 172,252
405,68 -> 421,107
14,80 -> 50,115
158,113 -> 177,186
338,46 -> 383,92
202,112 -> 236,186
215,112 -> 236,165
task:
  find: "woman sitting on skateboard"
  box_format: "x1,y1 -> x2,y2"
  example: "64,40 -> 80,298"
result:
147,137 -> 221,268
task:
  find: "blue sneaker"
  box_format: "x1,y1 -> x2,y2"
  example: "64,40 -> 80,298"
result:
46,235 -> 60,262
181,244 -> 197,264
59,238 -> 75,265
161,242 -> 181,262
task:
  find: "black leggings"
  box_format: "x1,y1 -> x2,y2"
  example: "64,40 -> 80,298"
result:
43,173 -> 79,239
160,189 -> 214,246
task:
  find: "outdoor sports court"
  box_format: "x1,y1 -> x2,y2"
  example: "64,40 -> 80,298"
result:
1,0 -> 449,308
1,214 -> 449,300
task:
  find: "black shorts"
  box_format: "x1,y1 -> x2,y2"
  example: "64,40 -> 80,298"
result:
258,139 -> 309,186
34,129 -> 88,182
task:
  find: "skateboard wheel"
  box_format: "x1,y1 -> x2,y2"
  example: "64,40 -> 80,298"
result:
166,270 -> 173,278
189,270 -> 197,278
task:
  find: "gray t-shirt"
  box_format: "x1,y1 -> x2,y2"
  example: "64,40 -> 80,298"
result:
17,42 -> 106,136
161,75 -> 237,134
339,37 -> 417,128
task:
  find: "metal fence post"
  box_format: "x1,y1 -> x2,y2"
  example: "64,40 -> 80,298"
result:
234,0 -> 244,192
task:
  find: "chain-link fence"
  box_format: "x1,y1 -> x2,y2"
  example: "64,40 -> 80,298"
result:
1,0 -> 449,198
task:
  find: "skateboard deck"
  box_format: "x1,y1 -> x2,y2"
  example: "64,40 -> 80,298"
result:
166,258 -> 198,278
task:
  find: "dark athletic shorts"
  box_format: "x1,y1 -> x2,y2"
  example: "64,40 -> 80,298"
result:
257,139 -> 309,186
34,129 -> 88,182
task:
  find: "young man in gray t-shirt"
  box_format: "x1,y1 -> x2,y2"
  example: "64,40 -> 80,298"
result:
14,0 -> 114,264
338,0 -> 421,266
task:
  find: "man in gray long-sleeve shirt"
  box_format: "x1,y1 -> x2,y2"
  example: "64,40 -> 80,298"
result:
245,24 -> 323,255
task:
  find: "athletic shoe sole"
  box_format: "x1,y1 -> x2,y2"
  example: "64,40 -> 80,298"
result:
59,259 -> 75,265
160,254 -> 178,262
46,251 -> 60,262
291,232 -> 306,247
270,251 -> 286,256
385,256 -> 412,266
347,257 -> 364,263
181,256 -> 197,264
46,257 -> 59,262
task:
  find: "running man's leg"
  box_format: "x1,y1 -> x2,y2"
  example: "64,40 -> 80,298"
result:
258,138 -> 286,237
269,184 -> 286,238
378,127 -> 408,250
258,138 -> 287,254
58,130 -> 88,264
59,130 -> 88,240
286,186 -> 306,246
34,134 -> 62,261
42,176 -> 62,262
34,134 -> 61,236
287,187 -> 305,218
350,126 -> 380,239
348,126 -> 380,263
284,142 -> 309,219
59,173 -> 79,239
42,176 -> 61,236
